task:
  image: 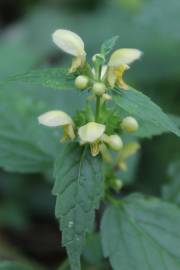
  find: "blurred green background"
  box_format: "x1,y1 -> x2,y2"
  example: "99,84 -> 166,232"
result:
0,0 -> 180,269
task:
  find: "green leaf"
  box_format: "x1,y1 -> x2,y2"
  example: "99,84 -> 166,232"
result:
162,160 -> 180,206
5,67 -> 75,91
169,114 -> 180,128
0,88 -> 61,173
53,143 -> 104,270
83,233 -> 103,265
0,75 -> 84,173
101,193 -> 180,270
113,87 -> 180,138
101,36 -> 119,57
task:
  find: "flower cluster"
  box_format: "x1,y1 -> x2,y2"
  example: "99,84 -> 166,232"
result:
38,29 -> 141,159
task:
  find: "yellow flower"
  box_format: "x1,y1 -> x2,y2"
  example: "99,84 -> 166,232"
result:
99,143 -> 112,163
107,48 -> 142,89
78,122 -> 106,156
121,142 -> 140,159
117,141 -> 140,171
52,29 -> 86,73
38,110 -> 75,141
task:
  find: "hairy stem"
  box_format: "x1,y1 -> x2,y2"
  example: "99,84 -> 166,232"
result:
95,96 -> 101,122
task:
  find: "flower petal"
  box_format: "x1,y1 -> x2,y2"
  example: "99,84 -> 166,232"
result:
108,49 -> 142,67
38,110 -> 73,127
52,29 -> 85,56
78,122 -> 106,143
121,142 -> 140,159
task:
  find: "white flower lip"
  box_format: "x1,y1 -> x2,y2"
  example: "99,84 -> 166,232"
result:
108,48 -> 143,67
38,110 -> 73,127
52,29 -> 85,57
78,122 -> 106,143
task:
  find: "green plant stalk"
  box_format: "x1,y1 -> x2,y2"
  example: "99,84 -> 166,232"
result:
95,62 -> 103,122
95,96 -> 101,122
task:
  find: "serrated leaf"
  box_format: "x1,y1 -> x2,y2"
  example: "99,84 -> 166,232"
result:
83,233 -> 103,265
5,67 -> 75,90
0,88 -> 62,173
101,36 -> 119,57
113,87 -> 180,138
53,143 -> 104,270
101,193 -> 180,270
162,160 -> 180,206
0,76 -> 84,173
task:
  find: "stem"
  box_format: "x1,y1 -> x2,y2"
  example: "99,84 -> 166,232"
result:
94,62 -> 102,122
95,96 -> 101,122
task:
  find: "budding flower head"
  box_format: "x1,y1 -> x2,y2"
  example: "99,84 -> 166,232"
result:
112,178 -> 123,191
107,134 -> 123,151
121,142 -> 140,159
102,134 -> 123,151
38,110 -> 75,141
117,141 -> 140,172
99,143 -> 112,163
52,29 -> 86,72
92,82 -> 106,96
121,116 -> 139,133
92,53 -> 105,65
102,93 -> 112,102
75,75 -> 89,90
118,160 -> 127,171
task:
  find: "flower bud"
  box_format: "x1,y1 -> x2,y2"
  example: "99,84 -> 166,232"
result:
121,142 -> 140,159
121,116 -> 139,133
103,134 -> 123,151
75,75 -> 89,90
102,93 -> 112,101
108,135 -> 123,151
92,53 -> 105,64
99,143 -> 112,163
92,82 -> 106,96
118,161 -> 127,171
112,178 -> 123,191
